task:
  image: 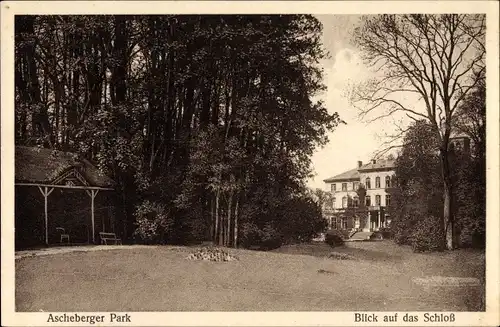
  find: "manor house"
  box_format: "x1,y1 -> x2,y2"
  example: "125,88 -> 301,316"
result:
323,158 -> 395,234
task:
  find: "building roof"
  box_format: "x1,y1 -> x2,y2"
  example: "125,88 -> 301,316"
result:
358,158 -> 396,172
323,158 -> 396,183
15,146 -> 114,188
323,167 -> 360,183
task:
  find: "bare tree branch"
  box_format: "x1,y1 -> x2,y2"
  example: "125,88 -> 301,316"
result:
351,14 -> 485,143
350,14 -> 485,250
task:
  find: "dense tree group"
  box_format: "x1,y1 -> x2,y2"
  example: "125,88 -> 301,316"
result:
15,15 -> 341,247
352,14 -> 486,249
388,71 -> 486,250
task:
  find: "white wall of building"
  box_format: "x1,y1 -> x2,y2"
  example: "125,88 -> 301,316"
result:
359,170 -> 395,207
325,170 -> 395,209
325,180 -> 359,210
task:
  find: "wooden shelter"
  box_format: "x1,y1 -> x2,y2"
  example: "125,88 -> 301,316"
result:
15,146 -> 115,247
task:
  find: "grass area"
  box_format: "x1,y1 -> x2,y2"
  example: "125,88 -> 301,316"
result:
16,241 -> 485,311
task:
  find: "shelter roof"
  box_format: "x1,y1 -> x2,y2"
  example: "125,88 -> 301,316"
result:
15,146 -> 114,188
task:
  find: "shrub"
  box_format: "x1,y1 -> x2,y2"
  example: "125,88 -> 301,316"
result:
239,222 -> 262,248
277,195 -> 328,244
391,211 -> 419,245
370,232 -> 383,240
394,229 -> 411,245
133,200 -> 173,244
457,218 -> 485,249
259,224 -> 283,250
239,222 -> 282,250
325,230 -> 345,248
410,215 -> 444,252
378,227 -> 393,239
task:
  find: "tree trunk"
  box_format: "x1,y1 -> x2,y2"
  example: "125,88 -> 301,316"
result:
234,195 -> 239,248
215,189 -> 220,244
226,191 -> 233,247
440,147 -> 455,250
209,196 -> 214,242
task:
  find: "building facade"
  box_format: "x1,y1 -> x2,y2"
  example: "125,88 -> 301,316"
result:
322,158 -> 395,233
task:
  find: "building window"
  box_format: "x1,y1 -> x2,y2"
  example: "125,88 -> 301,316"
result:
353,181 -> 359,190
342,219 -> 348,229
375,176 -> 381,188
365,177 -> 371,189
342,183 -> 347,191
331,217 -> 337,229
332,197 -> 336,208
342,196 -> 347,208
331,183 -> 336,192
385,176 -> 391,188
375,195 -> 381,206
353,196 -> 359,208
385,194 -> 391,207
365,195 -> 371,207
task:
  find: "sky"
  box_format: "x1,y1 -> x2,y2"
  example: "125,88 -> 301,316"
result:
307,15 -> 405,191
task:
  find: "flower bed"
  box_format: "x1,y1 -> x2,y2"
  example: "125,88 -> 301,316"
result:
186,246 -> 239,262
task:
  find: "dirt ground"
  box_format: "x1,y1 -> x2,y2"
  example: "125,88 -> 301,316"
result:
15,241 -> 485,311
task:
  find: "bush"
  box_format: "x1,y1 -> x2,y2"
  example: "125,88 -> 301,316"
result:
133,200 -> 173,244
456,216 -> 485,249
277,196 -> 328,244
410,215 -> 444,252
325,230 -> 345,248
378,227 -> 393,239
259,224 -> 283,250
239,222 -> 282,250
239,222 -> 262,248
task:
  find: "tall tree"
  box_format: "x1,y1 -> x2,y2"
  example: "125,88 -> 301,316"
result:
15,15 -> 342,247
351,14 -> 485,249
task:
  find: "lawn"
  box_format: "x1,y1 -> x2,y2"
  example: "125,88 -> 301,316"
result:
15,241 -> 485,311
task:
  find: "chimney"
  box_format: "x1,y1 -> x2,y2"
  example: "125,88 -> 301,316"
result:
357,161 -> 363,168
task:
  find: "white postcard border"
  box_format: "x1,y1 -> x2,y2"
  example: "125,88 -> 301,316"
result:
2,1 -> 499,326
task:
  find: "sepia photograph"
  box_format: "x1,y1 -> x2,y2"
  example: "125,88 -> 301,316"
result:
1,1 -> 499,326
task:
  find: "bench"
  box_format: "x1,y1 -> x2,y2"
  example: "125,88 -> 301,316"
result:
99,232 -> 122,245
56,227 -> 70,244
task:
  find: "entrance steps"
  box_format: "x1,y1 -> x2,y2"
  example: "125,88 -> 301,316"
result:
348,231 -> 374,241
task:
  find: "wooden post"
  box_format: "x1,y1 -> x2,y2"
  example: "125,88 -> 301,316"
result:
89,190 -> 99,244
38,186 -> 54,246
44,187 -> 48,245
